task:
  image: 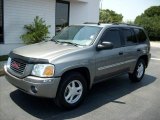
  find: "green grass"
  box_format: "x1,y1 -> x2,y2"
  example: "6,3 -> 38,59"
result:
0,55 -> 8,61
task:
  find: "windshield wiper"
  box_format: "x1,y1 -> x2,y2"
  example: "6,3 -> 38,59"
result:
57,41 -> 80,47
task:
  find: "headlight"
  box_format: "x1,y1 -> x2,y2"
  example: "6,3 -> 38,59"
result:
31,64 -> 55,77
7,57 -> 11,68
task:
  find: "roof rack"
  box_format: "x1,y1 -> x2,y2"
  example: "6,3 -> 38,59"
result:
112,22 -> 139,27
83,22 -> 100,25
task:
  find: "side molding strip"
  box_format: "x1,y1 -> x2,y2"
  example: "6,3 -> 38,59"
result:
98,59 -> 136,71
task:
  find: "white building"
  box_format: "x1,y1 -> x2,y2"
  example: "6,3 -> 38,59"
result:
0,0 -> 100,55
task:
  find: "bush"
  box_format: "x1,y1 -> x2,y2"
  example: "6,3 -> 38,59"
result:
0,55 -> 8,61
20,16 -> 51,44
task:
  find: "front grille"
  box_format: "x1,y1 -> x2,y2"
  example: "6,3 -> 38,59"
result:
10,59 -> 26,75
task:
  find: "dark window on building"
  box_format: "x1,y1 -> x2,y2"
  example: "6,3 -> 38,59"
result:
0,0 -> 3,43
134,28 -> 147,43
101,29 -> 121,48
55,1 -> 69,34
122,29 -> 137,45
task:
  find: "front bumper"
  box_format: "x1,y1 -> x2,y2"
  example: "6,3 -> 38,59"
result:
4,65 -> 61,98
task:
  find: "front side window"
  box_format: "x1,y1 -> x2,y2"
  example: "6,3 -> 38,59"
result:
53,26 -> 102,46
134,28 -> 147,43
100,29 -> 121,48
122,29 -> 137,45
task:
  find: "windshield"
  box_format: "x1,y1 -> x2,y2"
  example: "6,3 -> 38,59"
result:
53,26 -> 102,46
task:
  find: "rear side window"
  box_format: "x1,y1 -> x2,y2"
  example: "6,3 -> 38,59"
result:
122,29 -> 137,45
134,29 -> 147,43
100,29 -> 121,48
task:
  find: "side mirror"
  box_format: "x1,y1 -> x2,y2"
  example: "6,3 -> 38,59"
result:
97,41 -> 113,51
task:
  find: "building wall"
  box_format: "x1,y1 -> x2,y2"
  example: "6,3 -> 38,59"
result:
0,0 -> 55,55
0,43 -> 23,55
0,0 -> 100,56
69,0 -> 100,24
4,0 -> 55,44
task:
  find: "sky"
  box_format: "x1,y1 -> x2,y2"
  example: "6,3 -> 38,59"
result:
101,0 -> 160,22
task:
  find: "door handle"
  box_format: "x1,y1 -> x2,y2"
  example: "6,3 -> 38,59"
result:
119,52 -> 123,55
137,49 -> 141,52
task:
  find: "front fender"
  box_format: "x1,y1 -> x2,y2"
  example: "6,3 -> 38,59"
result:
54,60 -> 95,89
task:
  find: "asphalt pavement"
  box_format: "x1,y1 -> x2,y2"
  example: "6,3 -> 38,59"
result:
0,47 -> 160,120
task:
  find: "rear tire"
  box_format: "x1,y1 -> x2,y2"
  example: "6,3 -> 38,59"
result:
54,72 -> 87,109
129,59 -> 146,82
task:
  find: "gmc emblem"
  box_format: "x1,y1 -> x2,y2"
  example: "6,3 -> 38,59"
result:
12,61 -> 20,69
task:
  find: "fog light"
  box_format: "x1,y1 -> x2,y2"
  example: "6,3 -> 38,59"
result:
31,86 -> 38,93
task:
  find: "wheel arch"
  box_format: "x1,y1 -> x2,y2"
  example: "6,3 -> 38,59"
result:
138,55 -> 149,68
60,67 -> 91,90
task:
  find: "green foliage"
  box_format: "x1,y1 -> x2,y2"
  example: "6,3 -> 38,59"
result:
100,9 -> 123,23
20,16 -> 51,44
144,6 -> 160,17
0,55 -> 8,61
135,6 -> 160,41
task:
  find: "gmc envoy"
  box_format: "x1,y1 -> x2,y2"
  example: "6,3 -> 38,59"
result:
4,23 -> 151,109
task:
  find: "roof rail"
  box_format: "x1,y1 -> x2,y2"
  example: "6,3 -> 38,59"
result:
84,22 -> 100,25
112,22 -> 139,27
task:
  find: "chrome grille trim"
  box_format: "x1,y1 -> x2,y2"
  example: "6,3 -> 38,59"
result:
10,59 -> 27,75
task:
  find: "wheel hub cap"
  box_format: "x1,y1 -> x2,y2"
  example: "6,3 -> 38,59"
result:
64,80 -> 83,104
137,63 -> 144,78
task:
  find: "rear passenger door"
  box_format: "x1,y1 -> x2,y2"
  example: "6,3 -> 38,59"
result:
121,28 -> 139,71
134,28 -> 149,55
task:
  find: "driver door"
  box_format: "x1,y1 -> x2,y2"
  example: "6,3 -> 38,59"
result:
95,28 -> 126,82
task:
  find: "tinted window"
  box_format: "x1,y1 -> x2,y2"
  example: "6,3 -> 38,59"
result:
122,29 -> 137,45
101,29 -> 121,48
134,29 -> 147,43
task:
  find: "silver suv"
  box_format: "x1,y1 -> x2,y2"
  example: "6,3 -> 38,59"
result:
4,23 -> 151,109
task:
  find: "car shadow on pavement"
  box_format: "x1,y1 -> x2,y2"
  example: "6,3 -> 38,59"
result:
10,74 -> 156,120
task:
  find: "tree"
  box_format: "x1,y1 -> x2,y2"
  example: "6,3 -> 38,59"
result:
100,9 -> 123,23
135,6 -> 160,40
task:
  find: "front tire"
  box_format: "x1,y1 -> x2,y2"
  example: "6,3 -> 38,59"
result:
55,72 -> 87,109
129,59 -> 146,82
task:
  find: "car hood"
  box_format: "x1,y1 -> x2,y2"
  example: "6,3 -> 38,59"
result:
12,41 -> 81,60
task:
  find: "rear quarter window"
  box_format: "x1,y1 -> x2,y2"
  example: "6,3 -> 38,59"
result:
134,28 -> 147,43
